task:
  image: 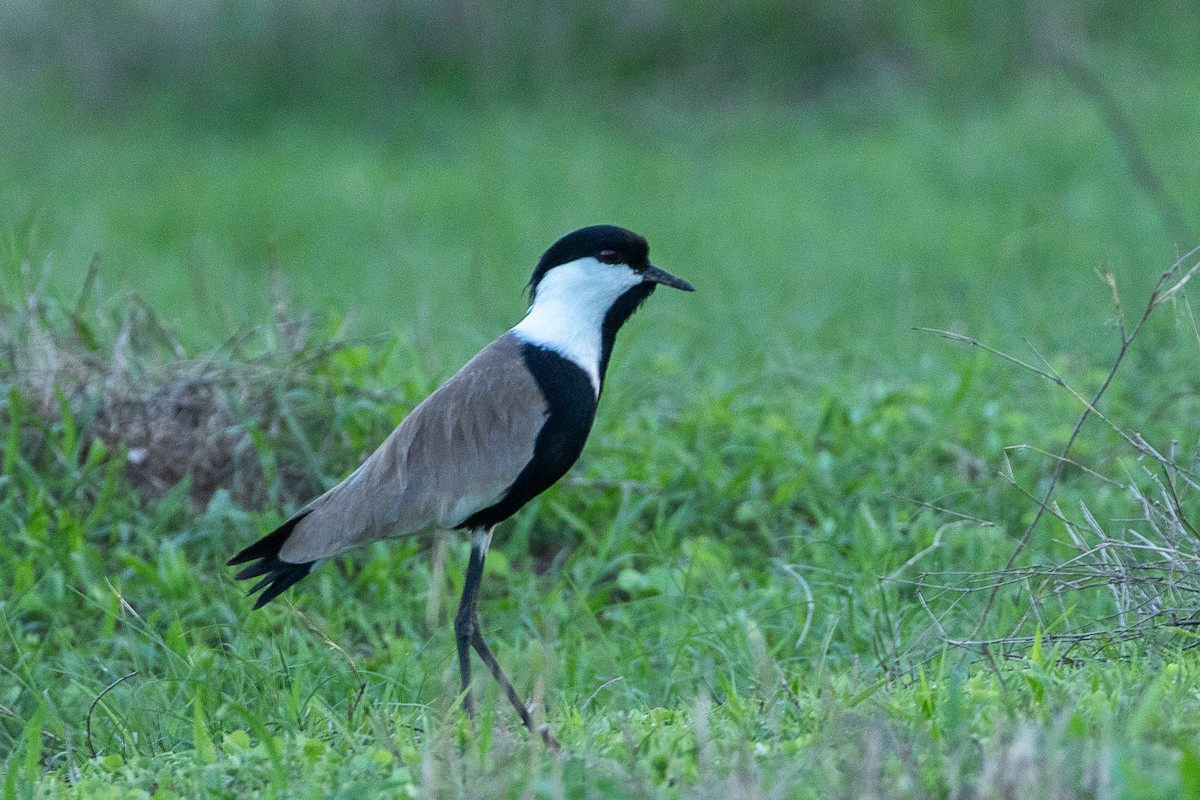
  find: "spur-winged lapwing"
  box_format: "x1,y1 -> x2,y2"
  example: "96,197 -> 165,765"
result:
228,225 -> 693,745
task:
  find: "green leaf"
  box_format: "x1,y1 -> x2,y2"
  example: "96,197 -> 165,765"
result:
192,695 -> 217,765
1180,740 -> 1200,800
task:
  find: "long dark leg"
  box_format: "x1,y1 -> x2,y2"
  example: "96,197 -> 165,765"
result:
470,625 -> 560,750
453,529 -> 490,717
455,529 -> 559,749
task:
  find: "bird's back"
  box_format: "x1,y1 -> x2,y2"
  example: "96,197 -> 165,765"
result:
228,332 -> 604,604
276,333 -> 554,562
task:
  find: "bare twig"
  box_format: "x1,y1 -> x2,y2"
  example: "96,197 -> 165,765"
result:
1096,266 -> 1126,340
579,676 -> 624,712
86,671 -> 138,758
779,563 -> 815,650
921,245 -> 1200,639
290,604 -> 362,676
1002,445 -> 1123,487
884,491 -> 997,528
1155,257 -> 1200,308
914,328 -> 1064,387
348,682 -> 367,727
881,522 -> 960,585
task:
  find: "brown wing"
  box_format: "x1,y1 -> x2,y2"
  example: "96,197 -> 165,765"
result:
276,333 -> 547,562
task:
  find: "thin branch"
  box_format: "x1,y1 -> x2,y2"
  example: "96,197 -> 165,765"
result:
922,246 -> 1200,639
1154,256 -> 1200,309
913,328 -> 1064,386
348,682 -> 366,728
884,491 -> 997,528
86,671 -> 138,758
1182,295 -> 1200,352
780,562 -> 816,650
880,522 -> 960,585
974,338 -> 1131,635
1097,265 -> 1126,341
579,676 -> 624,712
1002,444 -> 1123,487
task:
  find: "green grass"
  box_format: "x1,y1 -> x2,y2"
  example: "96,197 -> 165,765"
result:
6,64 -> 1199,363
4,57 -> 1200,797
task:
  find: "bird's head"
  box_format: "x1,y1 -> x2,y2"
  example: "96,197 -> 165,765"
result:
527,225 -> 694,309
514,225 -> 693,391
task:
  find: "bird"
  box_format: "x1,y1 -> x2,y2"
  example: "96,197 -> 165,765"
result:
227,224 -> 693,746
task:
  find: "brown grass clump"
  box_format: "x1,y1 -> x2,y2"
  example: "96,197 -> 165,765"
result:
1,256 -> 408,511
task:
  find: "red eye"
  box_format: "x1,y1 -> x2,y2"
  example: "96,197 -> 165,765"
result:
597,249 -> 621,264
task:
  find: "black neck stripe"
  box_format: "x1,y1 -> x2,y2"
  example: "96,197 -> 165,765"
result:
459,343 -> 598,530
598,283 -> 655,390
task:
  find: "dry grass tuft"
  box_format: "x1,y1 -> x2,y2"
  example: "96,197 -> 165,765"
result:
914,246 -> 1200,655
1,256 -> 406,510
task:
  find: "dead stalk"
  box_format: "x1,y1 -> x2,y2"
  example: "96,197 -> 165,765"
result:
919,245 -> 1200,639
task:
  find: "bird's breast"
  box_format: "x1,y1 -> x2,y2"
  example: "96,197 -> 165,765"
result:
457,343 -> 598,529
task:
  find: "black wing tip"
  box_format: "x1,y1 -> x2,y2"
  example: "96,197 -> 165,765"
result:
246,559 -> 316,608
229,556 -> 316,609
228,510 -> 316,607
228,509 -> 311,566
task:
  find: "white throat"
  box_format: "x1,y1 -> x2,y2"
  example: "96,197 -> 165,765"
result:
511,256 -> 642,394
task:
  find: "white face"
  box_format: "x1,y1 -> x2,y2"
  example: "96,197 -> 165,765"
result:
511,256 -> 644,394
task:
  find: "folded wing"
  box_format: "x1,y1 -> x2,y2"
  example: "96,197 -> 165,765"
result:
228,333 -> 548,602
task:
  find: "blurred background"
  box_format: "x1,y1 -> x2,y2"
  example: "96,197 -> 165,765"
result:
3,1 -> 1195,111
1,1 -> 1198,370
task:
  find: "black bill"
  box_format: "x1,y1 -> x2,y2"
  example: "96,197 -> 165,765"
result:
642,265 -> 695,292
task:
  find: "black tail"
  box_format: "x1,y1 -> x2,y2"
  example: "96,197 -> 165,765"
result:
228,511 -> 317,609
